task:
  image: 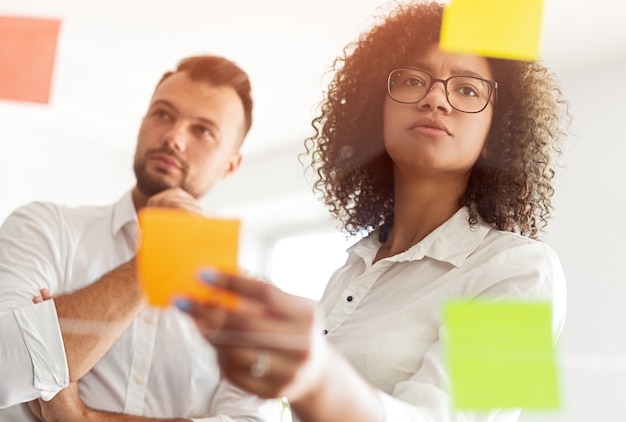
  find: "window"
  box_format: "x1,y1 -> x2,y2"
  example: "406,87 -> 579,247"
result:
267,230 -> 356,301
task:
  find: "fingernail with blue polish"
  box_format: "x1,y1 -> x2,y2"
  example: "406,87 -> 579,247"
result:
198,268 -> 218,284
174,297 -> 192,313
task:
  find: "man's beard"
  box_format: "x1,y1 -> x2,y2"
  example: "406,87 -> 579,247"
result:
133,148 -> 188,197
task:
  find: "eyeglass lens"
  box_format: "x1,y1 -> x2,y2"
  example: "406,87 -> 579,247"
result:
388,69 -> 492,113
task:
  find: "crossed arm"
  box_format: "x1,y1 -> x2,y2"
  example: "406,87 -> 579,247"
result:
20,189 -> 207,422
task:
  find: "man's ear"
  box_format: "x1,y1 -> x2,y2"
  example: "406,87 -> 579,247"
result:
221,153 -> 242,179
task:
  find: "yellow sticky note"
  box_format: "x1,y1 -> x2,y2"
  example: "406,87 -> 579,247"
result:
443,300 -> 559,410
440,0 -> 544,61
0,15 -> 61,104
137,208 -> 240,308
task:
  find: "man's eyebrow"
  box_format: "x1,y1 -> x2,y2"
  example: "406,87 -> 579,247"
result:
196,116 -> 220,130
150,99 -> 220,129
150,99 -> 177,111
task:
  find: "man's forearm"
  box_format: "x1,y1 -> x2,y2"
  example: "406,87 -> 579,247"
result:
88,411 -> 190,422
54,259 -> 146,380
65,408 -> 191,422
29,385 -> 192,422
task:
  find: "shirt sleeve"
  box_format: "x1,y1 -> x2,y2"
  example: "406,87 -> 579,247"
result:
377,389 -> 521,422
375,343 -> 522,421
0,301 -> 69,408
376,239 -> 566,422
469,239 -> 567,339
0,204 -> 70,408
189,379 -> 282,422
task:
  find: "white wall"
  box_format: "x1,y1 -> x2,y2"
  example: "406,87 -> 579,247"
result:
2,57 -> 626,421
518,57 -> 626,421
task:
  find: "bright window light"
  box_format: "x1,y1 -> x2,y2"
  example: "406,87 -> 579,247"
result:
267,230 -> 356,301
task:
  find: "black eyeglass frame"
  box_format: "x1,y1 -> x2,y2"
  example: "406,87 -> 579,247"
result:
387,68 -> 498,113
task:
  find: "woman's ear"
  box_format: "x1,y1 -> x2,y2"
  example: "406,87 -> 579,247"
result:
480,145 -> 489,160
480,133 -> 492,160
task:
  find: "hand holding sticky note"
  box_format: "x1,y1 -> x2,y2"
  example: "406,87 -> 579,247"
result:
137,208 -> 240,309
440,0 -> 545,61
443,300 -> 559,410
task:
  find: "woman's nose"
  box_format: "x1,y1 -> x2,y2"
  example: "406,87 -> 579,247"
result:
417,80 -> 452,113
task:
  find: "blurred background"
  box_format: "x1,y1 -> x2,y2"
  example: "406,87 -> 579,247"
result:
1,0 -> 625,420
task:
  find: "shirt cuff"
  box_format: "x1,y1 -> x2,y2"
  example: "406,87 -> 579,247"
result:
14,299 -> 69,400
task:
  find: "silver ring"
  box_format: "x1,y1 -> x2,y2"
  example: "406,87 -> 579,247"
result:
250,350 -> 270,378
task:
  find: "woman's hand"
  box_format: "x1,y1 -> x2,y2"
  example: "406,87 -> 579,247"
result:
179,271 -> 330,401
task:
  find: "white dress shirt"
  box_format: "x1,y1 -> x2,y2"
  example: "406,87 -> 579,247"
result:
309,207 -> 566,422
0,191 -> 279,421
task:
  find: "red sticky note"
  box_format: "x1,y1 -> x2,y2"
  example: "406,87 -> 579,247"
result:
0,15 -> 61,104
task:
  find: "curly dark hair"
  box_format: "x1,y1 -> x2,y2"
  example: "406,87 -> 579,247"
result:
302,0 -> 569,241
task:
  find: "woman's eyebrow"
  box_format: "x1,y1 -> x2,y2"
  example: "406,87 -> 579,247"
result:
450,68 -> 489,79
409,63 -> 489,79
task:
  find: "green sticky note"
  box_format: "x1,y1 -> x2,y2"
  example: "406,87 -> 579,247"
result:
443,300 -> 559,410
440,0 -> 544,61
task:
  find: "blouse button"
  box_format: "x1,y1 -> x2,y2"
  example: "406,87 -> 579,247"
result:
322,329 -> 328,335
346,295 -> 353,302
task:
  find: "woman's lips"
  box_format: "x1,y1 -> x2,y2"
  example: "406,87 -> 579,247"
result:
409,118 -> 451,138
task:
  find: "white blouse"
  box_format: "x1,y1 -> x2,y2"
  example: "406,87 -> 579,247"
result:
315,207 -> 566,422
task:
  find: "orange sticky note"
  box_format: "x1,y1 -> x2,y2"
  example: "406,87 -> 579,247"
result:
0,15 -> 61,104
137,208 -> 240,308
440,0 -> 544,61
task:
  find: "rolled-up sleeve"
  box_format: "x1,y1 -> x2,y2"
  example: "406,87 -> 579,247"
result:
0,203 -> 69,408
1,300 -> 69,408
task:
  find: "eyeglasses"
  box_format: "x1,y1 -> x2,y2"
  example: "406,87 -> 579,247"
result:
387,68 -> 498,113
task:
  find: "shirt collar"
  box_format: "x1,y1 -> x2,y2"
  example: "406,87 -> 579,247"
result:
349,206 -> 492,268
112,190 -> 138,236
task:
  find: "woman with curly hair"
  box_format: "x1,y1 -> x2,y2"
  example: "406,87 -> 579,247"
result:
180,1 -> 570,421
